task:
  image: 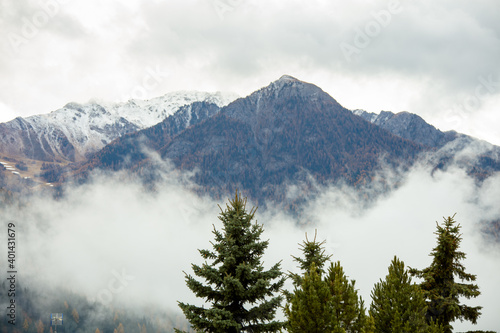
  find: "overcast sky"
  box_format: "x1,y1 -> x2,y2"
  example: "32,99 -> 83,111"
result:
1,0 -> 499,145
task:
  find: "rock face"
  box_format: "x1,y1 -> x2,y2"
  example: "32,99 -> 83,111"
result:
0,91 -> 238,162
352,110 -> 459,148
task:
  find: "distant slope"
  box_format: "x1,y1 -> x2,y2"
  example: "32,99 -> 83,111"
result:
352,109 -> 500,179
0,91 -> 238,163
352,109 -> 459,148
81,101 -> 222,172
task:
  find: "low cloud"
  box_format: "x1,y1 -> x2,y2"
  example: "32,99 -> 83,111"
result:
2,156 -> 499,331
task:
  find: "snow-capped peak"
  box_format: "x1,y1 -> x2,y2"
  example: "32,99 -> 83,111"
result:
0,90 -> 239,162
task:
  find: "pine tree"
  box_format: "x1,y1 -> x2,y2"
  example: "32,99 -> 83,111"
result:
35,319 -> 44,333
286,230 -> 332,301
22,318 -> 30,331
285,263 -> 334,333
177,192 -> 285,333
326,261 -> 368,332
286,233 -> 370,332
410,215 -> 481,333
370,256 -> 428,333
72,308 -> 80,324
114,323 -> 124,333
291,230 -> 332,277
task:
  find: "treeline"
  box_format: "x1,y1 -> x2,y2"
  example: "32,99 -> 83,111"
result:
0,282 -> 193,333
176,193 -> 493,333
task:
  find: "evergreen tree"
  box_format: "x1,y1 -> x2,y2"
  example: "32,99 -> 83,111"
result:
326,261 -> 368,332
410,215 -> 481,333
370,256 -> 428,333
177,192 -> 285,333
291,230 -> 332,277
285,263 -> 334,333
113,323 -> 124,333
286,230 -> 332,301
285,233 -> 371,333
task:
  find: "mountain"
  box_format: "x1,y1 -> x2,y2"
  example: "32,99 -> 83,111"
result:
80,100 -> 222,172
2,75 -> 500,203
78,75 -> 424,203
352,109 -> 459,148
352,109 -> 500,179
0,91 -> 238,163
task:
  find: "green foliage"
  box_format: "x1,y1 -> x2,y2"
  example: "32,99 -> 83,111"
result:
285,233 -> 370,333
370,256 -> 428,333
285,263 -> 334,333
326,261 -> 368,332
292,230 -> 332,274
410,215 -> 482,333
289,230 -> 332,288
177,192 -> 285,333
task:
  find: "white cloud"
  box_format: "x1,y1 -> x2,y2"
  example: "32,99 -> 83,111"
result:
3,160 -> 499,331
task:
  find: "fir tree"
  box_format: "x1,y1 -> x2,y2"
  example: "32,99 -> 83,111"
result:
326,261 -> 368,333
177,192 -> 285,333
370,256 -> 428,333
410,215 -> 481,333
285,263 -> 334,333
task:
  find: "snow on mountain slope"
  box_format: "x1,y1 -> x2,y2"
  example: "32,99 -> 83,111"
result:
0,91 -> 238,162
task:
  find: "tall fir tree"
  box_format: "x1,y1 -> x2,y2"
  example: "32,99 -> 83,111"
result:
326,261 -> 368,333
370,256 -> 429,333
176,192 -> 285,333
410,215 -> 481,333
285,263 -> 334,333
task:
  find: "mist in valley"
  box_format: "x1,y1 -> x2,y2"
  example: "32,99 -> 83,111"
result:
2,154 -> 500,332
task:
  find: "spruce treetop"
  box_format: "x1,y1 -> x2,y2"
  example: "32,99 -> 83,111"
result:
291,229 -> 332,274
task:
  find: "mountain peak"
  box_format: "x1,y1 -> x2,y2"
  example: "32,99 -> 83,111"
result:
262,75 -> 326,98
278,74 -> 299,82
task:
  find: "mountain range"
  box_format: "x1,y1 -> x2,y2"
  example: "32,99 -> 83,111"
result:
1,75 -> 499,205
0,91 -> 238,163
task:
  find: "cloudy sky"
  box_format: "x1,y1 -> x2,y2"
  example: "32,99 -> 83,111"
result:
1,0 -> 499,145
